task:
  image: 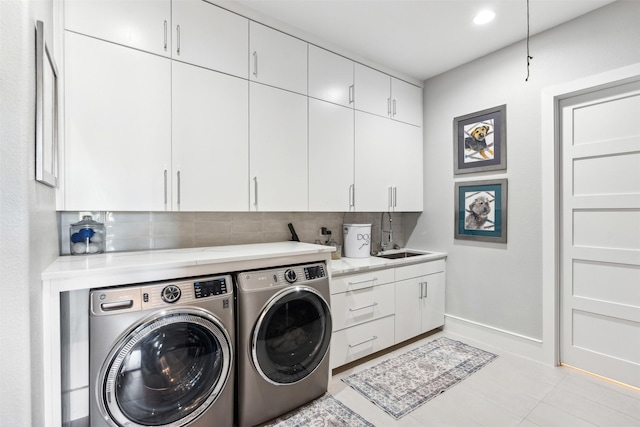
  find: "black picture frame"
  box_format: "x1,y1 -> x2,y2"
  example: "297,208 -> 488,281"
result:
453,104 -> 506,174
455,179 -> 507,243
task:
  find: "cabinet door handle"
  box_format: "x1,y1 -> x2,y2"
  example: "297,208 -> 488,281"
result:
163,170 -> 168,207
349,184 -> 355,208
393,98 -> 397,116
349,302 -> 378,312
252,51 -> 258,77
253,176 -> 258,207
388,187 -> 393,209
393,187 -> 398,208
176,24 -> 181,55
348,336 -> 378,348
387,97 -> 391,116
349,85 -> 354,104
418,282 -> 423,299
163,20 -> 167,51
176,171 -> 181,207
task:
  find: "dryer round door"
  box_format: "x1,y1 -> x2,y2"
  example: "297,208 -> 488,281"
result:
97,308 -> 232,427
252,286 -> 332,385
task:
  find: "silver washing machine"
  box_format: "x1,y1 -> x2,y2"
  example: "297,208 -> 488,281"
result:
89,275 -> 235,427
235,262 -> 332,427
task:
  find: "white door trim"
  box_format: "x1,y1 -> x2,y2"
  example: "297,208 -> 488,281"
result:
541,62 -> 640,367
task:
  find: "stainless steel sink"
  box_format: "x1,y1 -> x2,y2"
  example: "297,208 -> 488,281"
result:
374,250 -> 430,259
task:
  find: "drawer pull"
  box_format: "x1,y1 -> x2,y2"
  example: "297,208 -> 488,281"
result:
348,336 -> 378,348
349,302 -> 378,312
347,277 -> 377,288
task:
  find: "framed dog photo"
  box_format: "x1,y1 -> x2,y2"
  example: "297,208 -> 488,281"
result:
453,104 -> 506,174
454,179 -> 507,243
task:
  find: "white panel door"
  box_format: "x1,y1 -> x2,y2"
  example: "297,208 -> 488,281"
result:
171,0 -> 248,78
249,22 -> 307,95
421,272 -> 445,332
64,32 -> 171,211
249,83 -> 308,211
309,98 -> 354,211
394,277 -> 423,344
391,78 -> 423,127
308,45 -> 354,108
389,120 -> 423,212
65,0 -> 171,57
354,63 -> 391,118
354,111 -> 393,212
172,62 -> 249,211
561,80 -> 640,388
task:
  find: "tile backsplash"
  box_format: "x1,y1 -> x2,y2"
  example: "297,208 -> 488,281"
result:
57,211 -> 405,256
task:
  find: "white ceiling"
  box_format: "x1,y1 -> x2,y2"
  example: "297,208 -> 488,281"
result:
230,0 -> 617,81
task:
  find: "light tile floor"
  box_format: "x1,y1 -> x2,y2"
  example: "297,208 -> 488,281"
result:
328,331 -> 640,426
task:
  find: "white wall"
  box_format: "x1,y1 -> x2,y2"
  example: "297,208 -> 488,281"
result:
0,0 -> 60,425
406,0 -> 640,358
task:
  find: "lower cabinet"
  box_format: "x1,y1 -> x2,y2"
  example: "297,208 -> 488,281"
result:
330,258 -> 446,369
394,262 -> 445,344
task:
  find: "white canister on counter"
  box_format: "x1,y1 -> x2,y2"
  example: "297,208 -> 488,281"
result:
343,224 -> 371,258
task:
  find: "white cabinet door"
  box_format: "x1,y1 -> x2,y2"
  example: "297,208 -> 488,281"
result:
171,0 -> 248,78
249,22 -> 307,95
65,0 -> 171,57
389,120 -> 423,212
394,278 -> 423,343
354,111 -> 393,211
395,272 -> 445,344
172,62 -> 249,211
249,83 -> 308,211
391,78 -> 423,127
422,272 -> 445,332
308,46 -> 354,108
64,32 -> 171,211
354,63 -> 391,118
309,99 -> 354,211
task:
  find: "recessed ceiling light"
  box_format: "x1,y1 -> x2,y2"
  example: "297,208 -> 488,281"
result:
473,10 -> 496,25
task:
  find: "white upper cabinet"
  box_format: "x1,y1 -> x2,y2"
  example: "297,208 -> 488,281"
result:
309,98 -> 355,211
171,0 -> 248,78
64,32 -> 172,211
172,62 -> 249,211
354,63 -> 422,127
250,83 -> 308,211
65,0 -> 249,77
249,22 -> 308,95
391,78 -> 423,127
355,111 -> 423,212
354,63 -> 391,118
65,0 -> 172,57
308,46 -> 354,108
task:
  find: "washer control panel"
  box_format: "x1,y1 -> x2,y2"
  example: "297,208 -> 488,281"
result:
90,274 -> 233,315
236,262 -> 326,291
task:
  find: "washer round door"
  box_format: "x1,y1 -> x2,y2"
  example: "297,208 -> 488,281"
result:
98,308 -> 232,427
252,286 -> 332,385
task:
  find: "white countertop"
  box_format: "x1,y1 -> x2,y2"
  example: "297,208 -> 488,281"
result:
330,249 -> 447,275
42,241 -> 334,285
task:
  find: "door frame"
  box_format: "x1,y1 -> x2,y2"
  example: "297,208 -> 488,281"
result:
541,62 -> 640,367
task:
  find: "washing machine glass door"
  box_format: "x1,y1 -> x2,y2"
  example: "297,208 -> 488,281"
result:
100,308 -> 232,427
252,286 -> 332,385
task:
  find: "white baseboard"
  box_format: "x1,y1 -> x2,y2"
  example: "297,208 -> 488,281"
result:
444,314 -> 549,364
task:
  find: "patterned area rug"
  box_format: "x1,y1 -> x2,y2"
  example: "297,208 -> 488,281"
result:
342,337 -> 498,419
263,394 -> 374,427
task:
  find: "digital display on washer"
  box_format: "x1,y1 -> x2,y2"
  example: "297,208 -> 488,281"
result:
304,265 -> 325,280
194,278 -> 227,298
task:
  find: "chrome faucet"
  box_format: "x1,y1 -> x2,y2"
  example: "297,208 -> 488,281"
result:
379,212 -> 393,253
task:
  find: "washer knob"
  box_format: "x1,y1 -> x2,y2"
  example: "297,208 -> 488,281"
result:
284,269 -> 297,283
161,284 -> 181,303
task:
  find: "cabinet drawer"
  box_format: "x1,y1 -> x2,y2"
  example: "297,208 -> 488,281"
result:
331,283 -> 394,331
395,259 -> 445,281
330,315 -> 395,369
331,269 -> 394,294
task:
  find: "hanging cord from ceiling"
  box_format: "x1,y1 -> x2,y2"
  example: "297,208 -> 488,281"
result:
525,0 -> 534,81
